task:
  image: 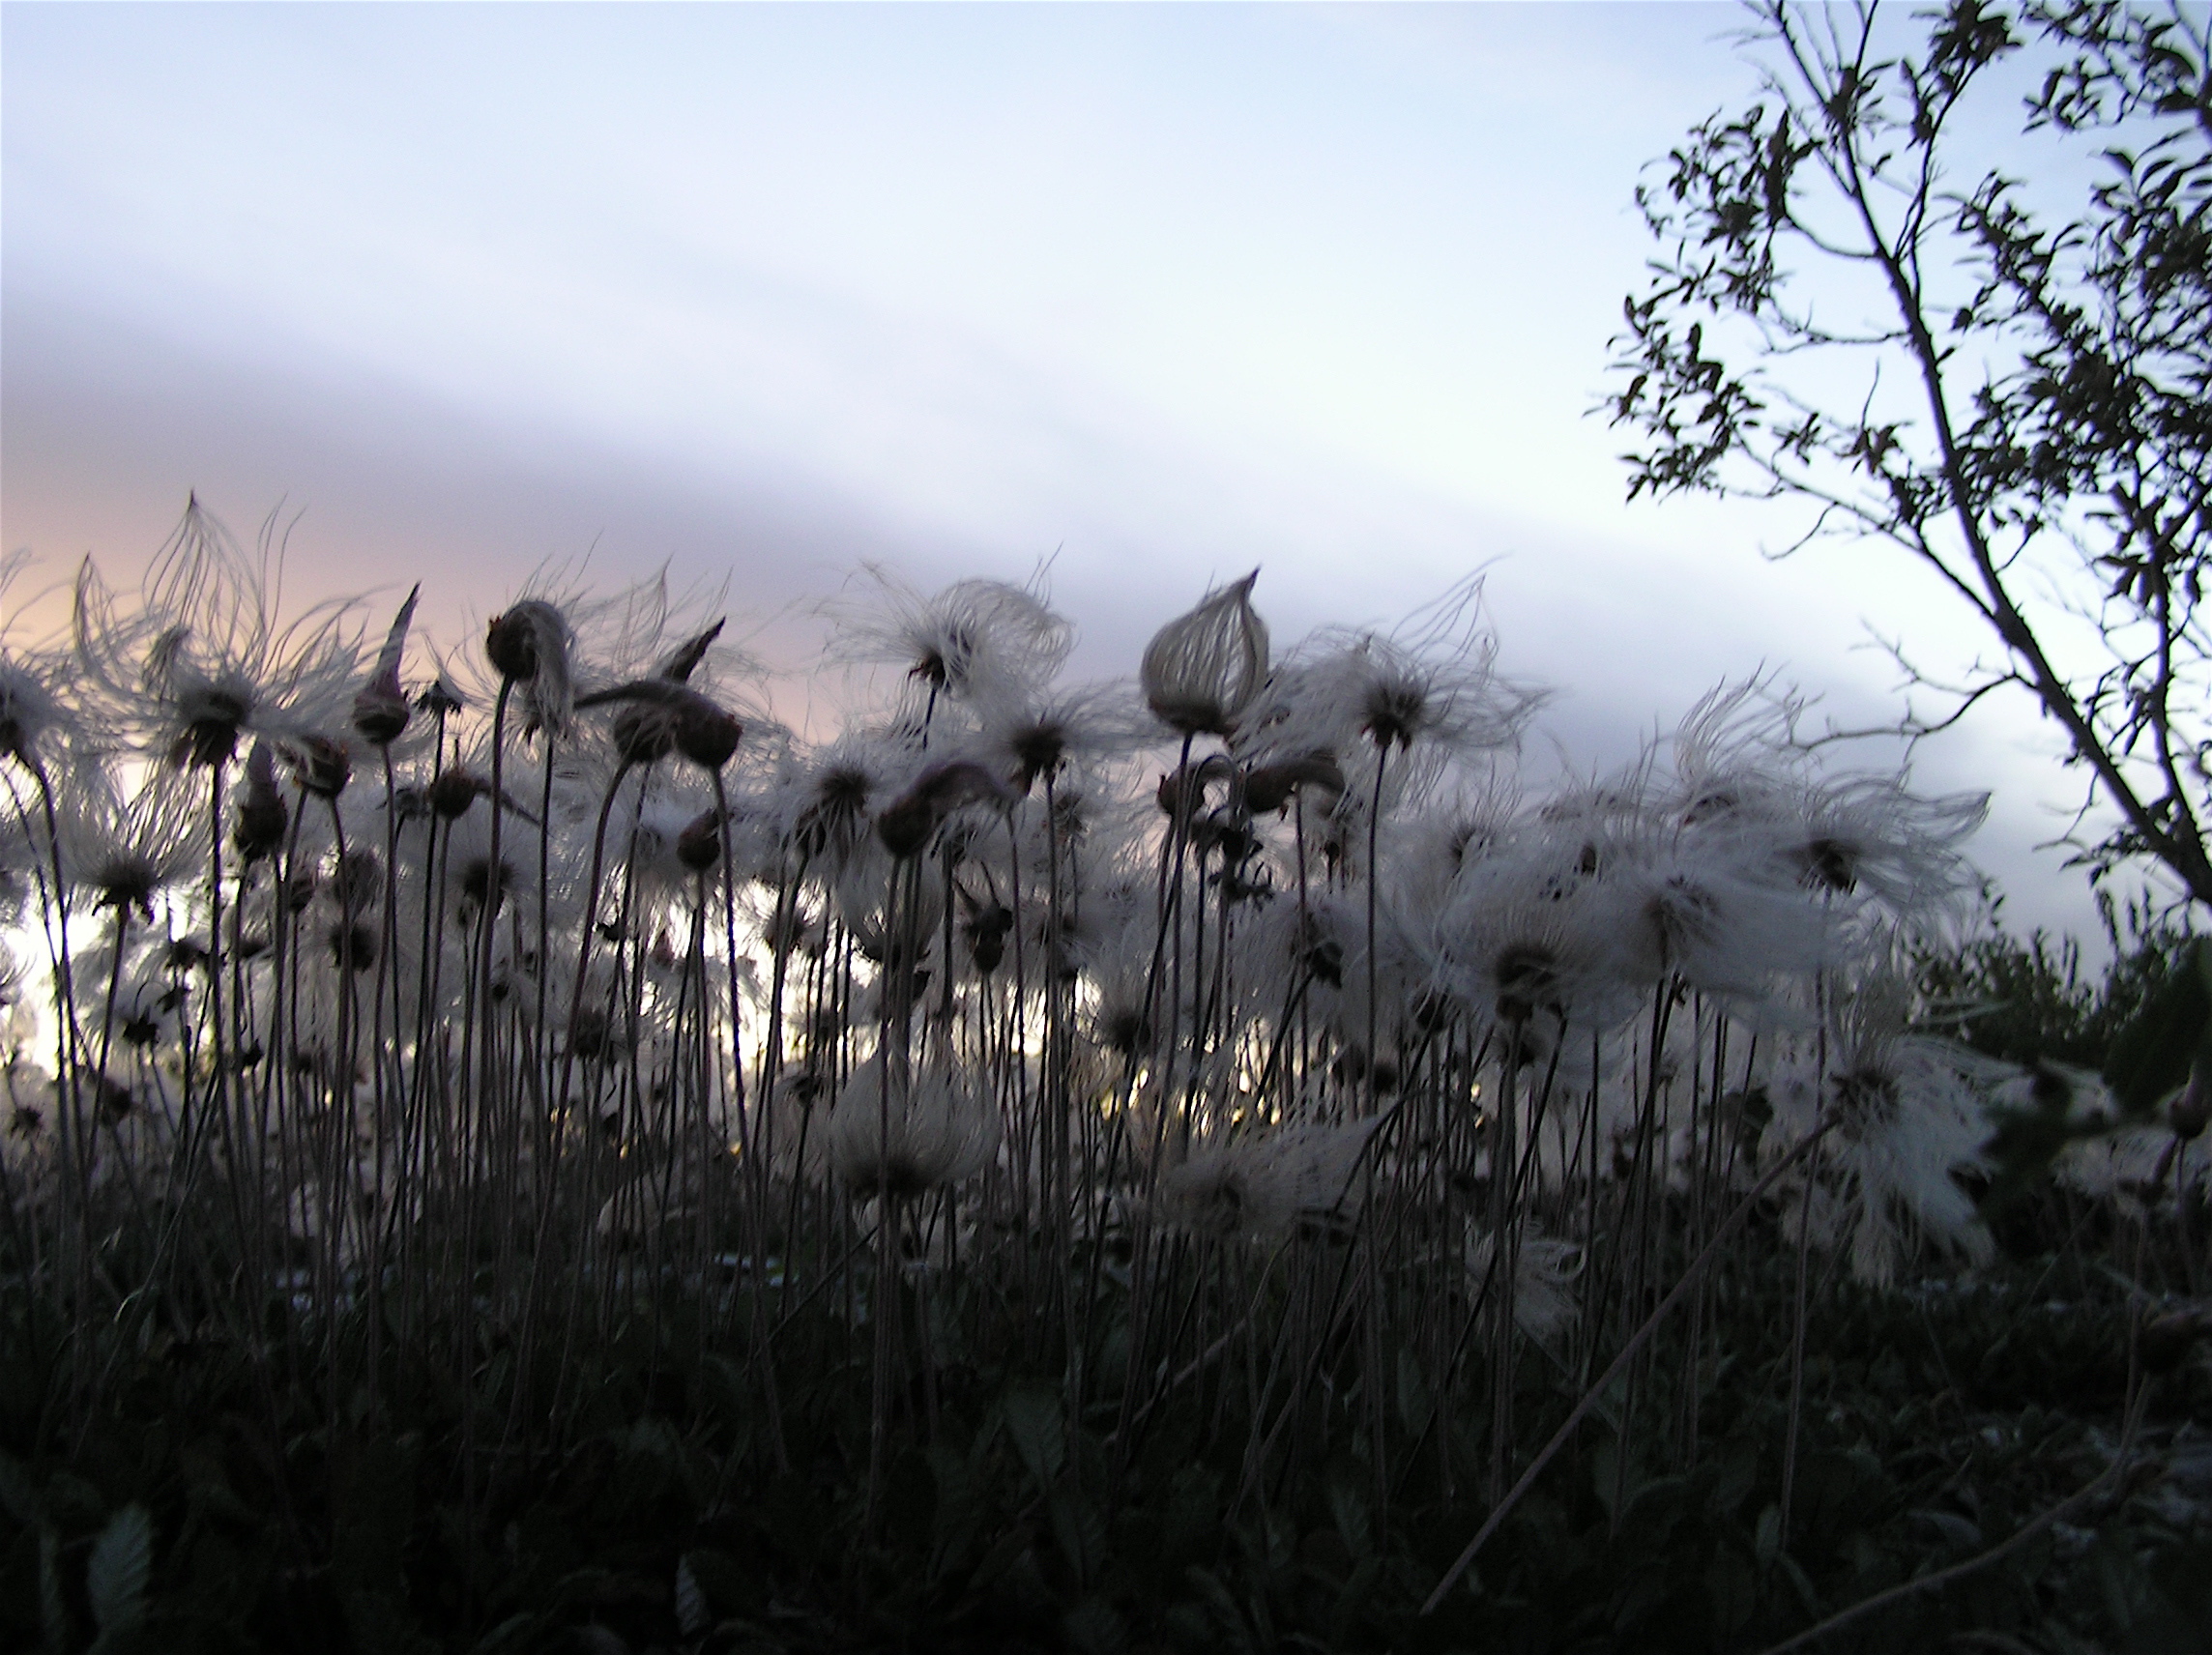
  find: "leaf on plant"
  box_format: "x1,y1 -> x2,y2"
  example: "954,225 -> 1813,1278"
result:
674,1554 -> 709,1637
86,1503 -> 154,1637
1754,1501 -> 1783,1567
1049,1485 -> 1109,1585
41,1527 -> 67,1655
1182,1565 -> 1257,1655
1326,1473 -> 1372,1558
1062,1594 -> 1128,1655
1003,1385 -> 1064,1492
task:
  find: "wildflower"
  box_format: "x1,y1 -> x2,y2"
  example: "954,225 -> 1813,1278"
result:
1669,680 -> 1986,915
0,656 -> 68,769
1157,1116 -> 1383,1241
1142,571 -> 1269,738
1433,840 -> 1629,1043
1760,973 -> 1995,1286
73,499 -> 358,770
1595,823 -> 1837,998
1244,581 -> 1541,806
1461,1229 -> 1583,1343
827,566 -> 1073,705
971,681 -> 1143,797
827,1054 -> 1000,1197
62,763 -> 199,922
776,736 -> 908,869
416,670 -> 466,721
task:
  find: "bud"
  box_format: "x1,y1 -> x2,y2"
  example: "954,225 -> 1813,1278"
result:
290,735 -> 352,799
677,807 -> 724,873
1141,570 -> 1268,737
234,741 -> 289,862
673,694 -> 742,770
353,586 -> 419,746
2169,1064 -> 2209,1142
484,599 -> 573,737
427,769 -> 486,820
1243,751 -> 1346,814
875,760 -> 1014,859
485,607 -> 543,682
576,681 -> 743,770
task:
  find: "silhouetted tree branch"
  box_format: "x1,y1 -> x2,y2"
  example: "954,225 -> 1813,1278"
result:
1612,0 -> 2211,909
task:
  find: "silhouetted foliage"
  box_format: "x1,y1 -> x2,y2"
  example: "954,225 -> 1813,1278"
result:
1612,0 -> 2212,910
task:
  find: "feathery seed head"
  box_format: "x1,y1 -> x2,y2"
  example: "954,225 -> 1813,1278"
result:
1142,571 -> 1269,737
828,1055 -> 1000,1198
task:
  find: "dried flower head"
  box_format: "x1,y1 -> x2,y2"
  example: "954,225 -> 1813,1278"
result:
483,598 -> 575,738
1142,570 -> 1269,737
828,1055 -> 1001,1197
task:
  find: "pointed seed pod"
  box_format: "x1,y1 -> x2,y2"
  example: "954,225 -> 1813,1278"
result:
659,619 -> 725,683
234,741 -> 289,862
353,585 -> 419,746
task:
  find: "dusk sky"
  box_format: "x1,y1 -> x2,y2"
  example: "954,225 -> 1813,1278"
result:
1,1 -> 2126,942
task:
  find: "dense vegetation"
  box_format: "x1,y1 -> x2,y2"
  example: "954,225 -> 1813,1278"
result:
0,514 -> 2204,1652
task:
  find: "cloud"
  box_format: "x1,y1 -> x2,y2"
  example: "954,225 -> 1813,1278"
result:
2,2 -> 2129,946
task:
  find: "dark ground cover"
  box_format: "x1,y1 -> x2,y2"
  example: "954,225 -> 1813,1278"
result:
4,1224 -> 2207,1655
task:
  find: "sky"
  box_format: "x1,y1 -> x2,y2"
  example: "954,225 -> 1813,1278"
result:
0,1 -> 2142,944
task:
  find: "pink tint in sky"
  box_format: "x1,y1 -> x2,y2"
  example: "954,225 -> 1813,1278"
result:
0,1 -> 2126,942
